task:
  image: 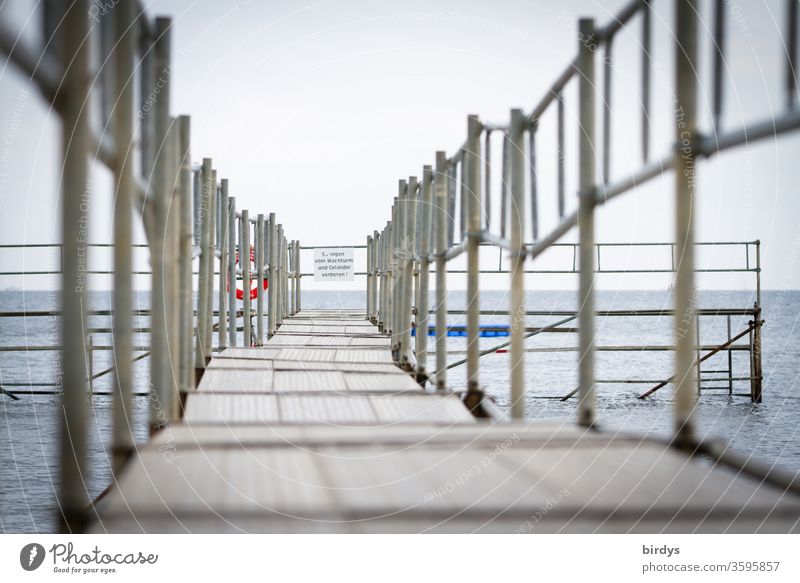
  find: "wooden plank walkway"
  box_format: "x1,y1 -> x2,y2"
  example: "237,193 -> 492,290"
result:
91,310 -> 800,533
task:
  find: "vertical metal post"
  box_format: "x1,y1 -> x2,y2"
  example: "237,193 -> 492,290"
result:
277,225 -> 284,326
390,192 -> 402,355
416,166 -> 433,383
383,225 -> 389,330
227,197 -> 237,347
434,152 -> 449,389
295,241 -> 302,313
206,170 -> 216,357
577,18 -> 597,428
673,1 -> 698,446
268,213 -> 277,338
287,238 -> 292,318
218,180 -> 229,350
87,335 -> 94,394
285,238 -> 290,318
242,210 -> 251,345
150,17 -> 173,428
286,240 -> 291,317
139,26 -> 155,193
177,117 -> 193,392
399,177 -> 416,367
509,109 -> 527,419
529,125 -> 539,240
366,235 -> 373,320
284,236 -> 289,318
377,231 -> 382,324
256,214 -> 265,344
192,170 -> 201,247
642,2 -> 652,162
292,241 -> 298,315
281,235 -> 292,323
557,91 -> 566,218
410,179 -> 420,361
287,237 -> 293,316
372,230 -> 380,323
412,266 -> 419,342
111,0 -> 135,472
752,303 -> 763,402
291,240 -> 298,315
727,315 -> 734,396
378,228 -> 386,330
695,314 -> 702,394
165,122 -> 181,420
196,158 -> 213,370
465,115 -> 483,406
59,0 -> 90,532
752,239 -> 762,402
388,219 -> 394,337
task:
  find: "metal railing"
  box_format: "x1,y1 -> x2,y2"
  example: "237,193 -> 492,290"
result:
366,1 -> 795,437
0,1 -> 300,531
0,239 -> 761,401
1,0 -> 797,531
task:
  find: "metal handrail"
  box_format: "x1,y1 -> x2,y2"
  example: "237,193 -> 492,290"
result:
0,1 -> 302,532
365,0 -> 787,438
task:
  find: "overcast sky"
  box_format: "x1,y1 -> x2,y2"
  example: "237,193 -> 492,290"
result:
1,0 -> 798,291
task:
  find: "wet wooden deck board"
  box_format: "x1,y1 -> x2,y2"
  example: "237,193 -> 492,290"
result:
184,393 -> 470,424
91,310 -> 800,534
216,347 -> 282,360
343,373 -> 419,391
198,369 -> 275,392
269,336 -> 391,348
92,423 -> 800,533
273,370 -> 348,392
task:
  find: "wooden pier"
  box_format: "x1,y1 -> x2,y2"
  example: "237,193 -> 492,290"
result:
91,310 -> 800,533
3,0 -> 800,535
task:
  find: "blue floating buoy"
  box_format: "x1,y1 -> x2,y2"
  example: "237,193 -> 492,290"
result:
412,325 -> 511,338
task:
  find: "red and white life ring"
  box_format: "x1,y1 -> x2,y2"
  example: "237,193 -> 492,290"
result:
227,245 -> 268,300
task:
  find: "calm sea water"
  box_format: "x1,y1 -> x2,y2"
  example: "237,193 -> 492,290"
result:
1,289 -> 799,533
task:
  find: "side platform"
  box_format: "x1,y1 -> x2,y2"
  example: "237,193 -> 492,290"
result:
90,310 -> 800,533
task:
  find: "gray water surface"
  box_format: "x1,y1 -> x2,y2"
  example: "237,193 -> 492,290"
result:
1,289 -> 798,533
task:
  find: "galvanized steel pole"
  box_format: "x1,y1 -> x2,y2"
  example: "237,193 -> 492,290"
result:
59,0 -> 91,532
111,0 -> 136,473
398,177 -> 416,367
577,18 -> 597,428
372,230 -> 380,323
218,180 -> 229,350
509,109 -> 527,419
295,240 -> 301,313
277,225 -> 284,326
378,228 -> 386,330
177,117 -> 194,392
150,17 -> 173,428
366,235 -> 373,320
289,238 -> 296,316
165,121 -> 181,420
390,192 -> 401,355
227,196 -> 237,347
416,166 -> 433,383
196,158 -> 213,369
283,236 -> 289,318
465,115 -> 483,405
256,213 -> 265,343
268,213 -> 277,338
206,170 -> 217,357
242,209 -> 251,345
673,1 -> 698,446
434,151 -> 449,389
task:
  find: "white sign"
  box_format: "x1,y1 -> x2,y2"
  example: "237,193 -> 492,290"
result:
313,247 -> 354,281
